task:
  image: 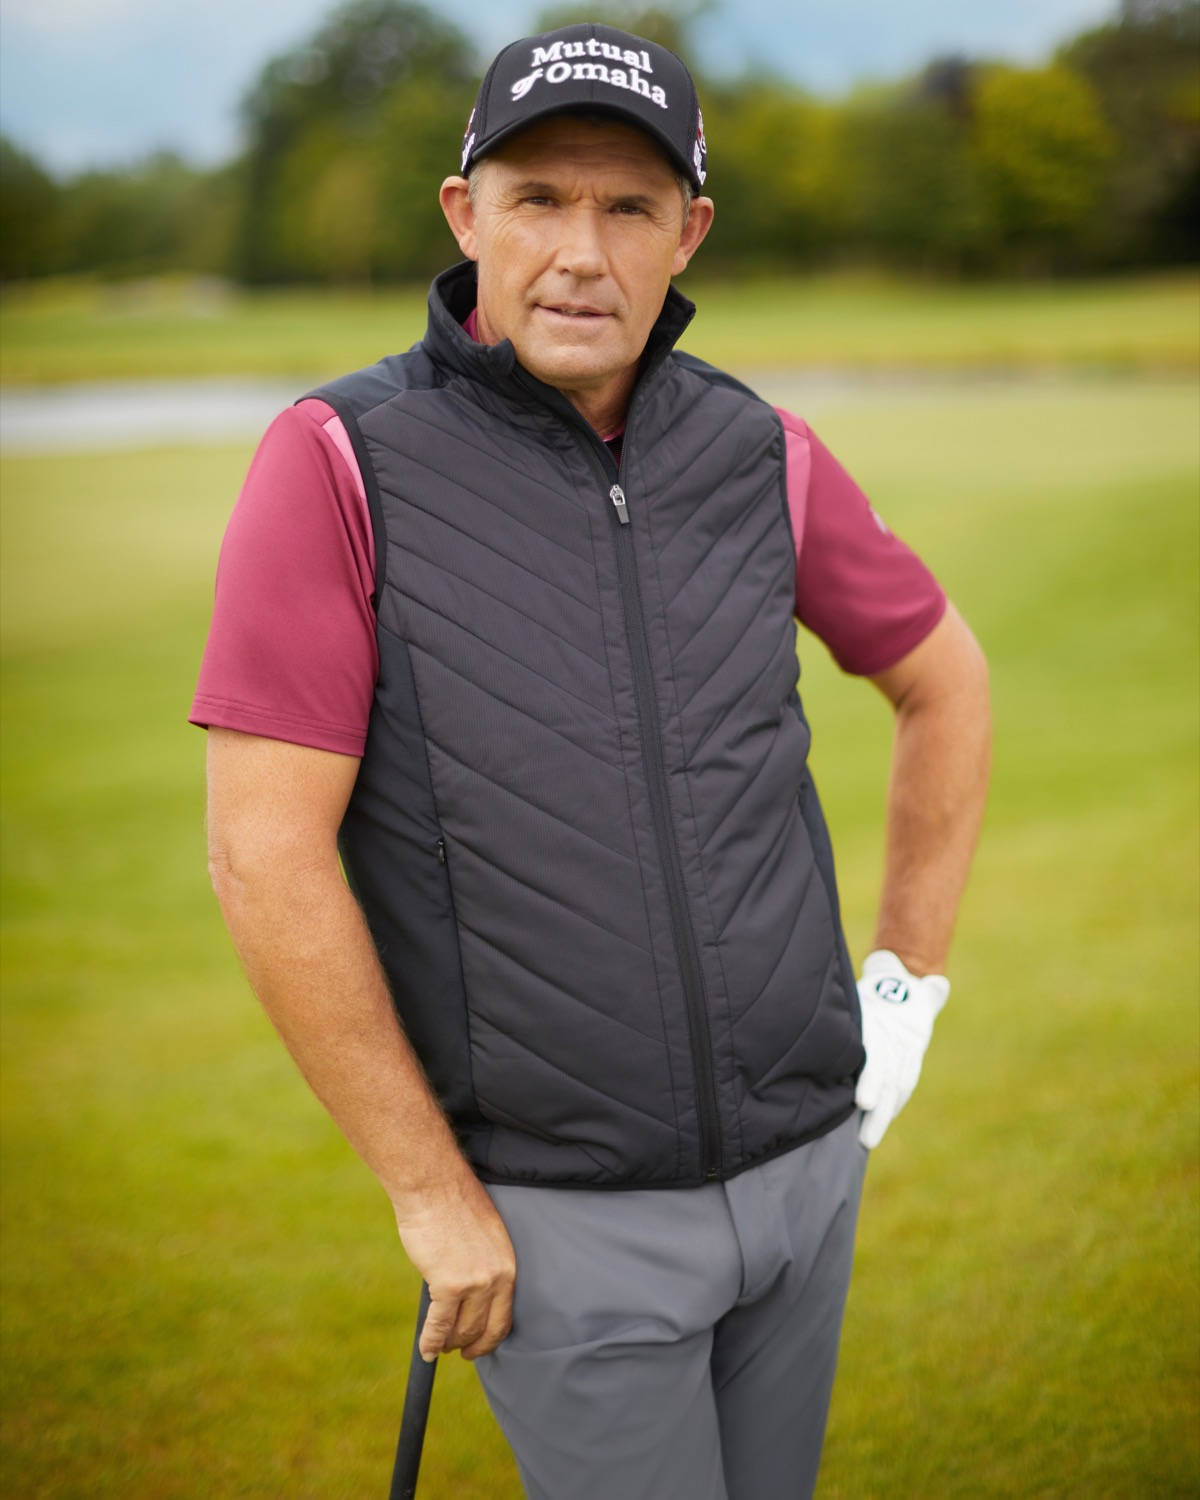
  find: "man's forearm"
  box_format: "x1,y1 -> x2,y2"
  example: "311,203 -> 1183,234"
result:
871,606 -> 992,976
210,849 -> 466,1206
210,849 -> 516,1358
205,728 -> 515,1359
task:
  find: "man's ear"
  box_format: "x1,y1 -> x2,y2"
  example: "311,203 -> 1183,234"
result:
439,176 -> 478,260
672,196 -> 714,276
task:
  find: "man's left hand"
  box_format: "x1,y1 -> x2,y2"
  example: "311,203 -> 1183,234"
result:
855,949 -> 949,1149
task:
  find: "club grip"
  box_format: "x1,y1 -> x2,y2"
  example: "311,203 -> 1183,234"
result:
389,1282 -> 437,1500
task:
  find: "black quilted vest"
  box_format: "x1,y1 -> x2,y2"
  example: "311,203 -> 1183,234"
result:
310,262 -> 863,1188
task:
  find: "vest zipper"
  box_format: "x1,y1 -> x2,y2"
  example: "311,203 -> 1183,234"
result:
607,478 -> 723,1182
507,363 -> 724,1180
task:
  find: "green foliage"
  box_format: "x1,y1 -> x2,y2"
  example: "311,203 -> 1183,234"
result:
374,76 -> 477,278
56,154 -> 239,278
0,145 -> 238,282
970,64 -> 1114,268
833,83 -> 993,273
0,137 -> 59,280
2,0 -> 1197,284
701,84 -> 840,268
235,0 -> 475,283
1059,0 -> 1200,264
828,60 -> 1115,275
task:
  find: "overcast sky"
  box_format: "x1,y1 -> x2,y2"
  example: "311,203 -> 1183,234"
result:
1,0 -> 1117,176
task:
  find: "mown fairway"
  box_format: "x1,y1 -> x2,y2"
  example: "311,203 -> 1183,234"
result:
2,270 -> 1197,384
1,291 -> 1197,1495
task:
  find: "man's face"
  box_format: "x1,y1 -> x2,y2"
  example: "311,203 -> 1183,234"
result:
440,116 -> 713,417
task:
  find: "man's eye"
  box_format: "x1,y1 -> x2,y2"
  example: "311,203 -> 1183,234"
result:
614,203 -> 645,216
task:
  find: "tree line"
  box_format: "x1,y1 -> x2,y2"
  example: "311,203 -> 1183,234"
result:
2,0 -> 1196,284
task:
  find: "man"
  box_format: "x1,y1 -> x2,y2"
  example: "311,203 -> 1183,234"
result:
193,22 -> 990,1500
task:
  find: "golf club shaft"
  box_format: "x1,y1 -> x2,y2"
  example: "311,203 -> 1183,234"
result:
389,1281 -> 436,1500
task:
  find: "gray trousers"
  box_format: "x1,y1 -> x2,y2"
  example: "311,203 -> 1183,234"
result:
476,1111 -> 868,1500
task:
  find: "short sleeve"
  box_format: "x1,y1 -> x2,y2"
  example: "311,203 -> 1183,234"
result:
778,408 -> 947,676
189,402 -> 378,756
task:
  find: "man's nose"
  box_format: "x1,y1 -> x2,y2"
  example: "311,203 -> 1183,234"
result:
553,207 -> 607,278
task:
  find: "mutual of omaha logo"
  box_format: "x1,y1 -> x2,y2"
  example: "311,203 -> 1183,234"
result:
511,38 -> 669,110
875,976 -> 910,1004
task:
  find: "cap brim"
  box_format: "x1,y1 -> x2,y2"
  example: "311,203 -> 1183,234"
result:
470,101 -> 697,190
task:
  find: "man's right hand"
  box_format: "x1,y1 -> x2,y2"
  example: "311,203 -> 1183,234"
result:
394,1174 -> 517,1362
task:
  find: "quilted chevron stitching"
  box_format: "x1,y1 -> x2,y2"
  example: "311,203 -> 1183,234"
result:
398,541 -> 609,674
424,728 -> 641,877
390,494 -> 601,619
661,477 -> 779,615
409,641 -> 622,775
379,413 -> 593,563
389,386 -> 591,517
745,944 -> 837,1096
696,725 -> 792,857
715,795 -> 801,943
673,544 -> 795,727
457,916 -> 665,1048
470,1012 -> 677,1133
727,861 -> 818,1030
682,594 -> 798,767
403,592 -> 617,723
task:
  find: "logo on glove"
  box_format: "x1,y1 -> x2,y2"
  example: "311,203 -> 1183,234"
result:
874,977 -> 910,1004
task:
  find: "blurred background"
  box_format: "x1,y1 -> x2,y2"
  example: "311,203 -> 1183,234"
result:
2,1 -> 1197,1496
2,0 -> 1198,291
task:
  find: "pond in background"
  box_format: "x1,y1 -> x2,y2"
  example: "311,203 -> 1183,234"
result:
0,377 -> 320,453
0,368 -> 1164,454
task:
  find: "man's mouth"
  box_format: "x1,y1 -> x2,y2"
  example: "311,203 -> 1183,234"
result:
539,304 -> 609,319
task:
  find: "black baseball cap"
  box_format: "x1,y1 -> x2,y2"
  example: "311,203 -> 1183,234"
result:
460,22 -> 708,191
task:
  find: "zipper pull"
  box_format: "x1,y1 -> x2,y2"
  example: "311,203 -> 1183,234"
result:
435,837 -> 447,865
609,484 -> 630,526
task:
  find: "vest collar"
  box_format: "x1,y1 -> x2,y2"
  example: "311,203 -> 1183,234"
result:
424,260 -> 697,413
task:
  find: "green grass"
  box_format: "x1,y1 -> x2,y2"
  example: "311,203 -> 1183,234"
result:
1,269 -> 1197,385
2,373 -> 1198,1497
796,378 -> 1199,1498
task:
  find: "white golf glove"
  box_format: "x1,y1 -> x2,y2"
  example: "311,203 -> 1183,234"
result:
855,949 -> 949,1149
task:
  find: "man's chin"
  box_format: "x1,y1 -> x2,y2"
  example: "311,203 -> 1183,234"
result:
516,346 -> 629,395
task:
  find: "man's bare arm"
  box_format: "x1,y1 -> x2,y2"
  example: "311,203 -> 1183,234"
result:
869,603 -> 992,975
205,727 -> 515,1360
